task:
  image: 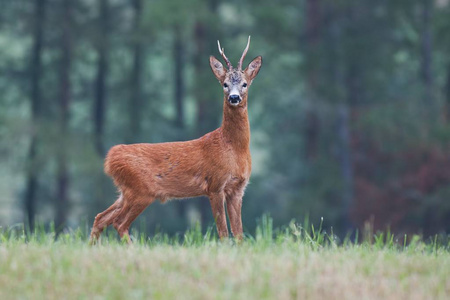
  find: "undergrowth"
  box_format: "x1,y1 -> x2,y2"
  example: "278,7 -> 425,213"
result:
1,215 -> 448,253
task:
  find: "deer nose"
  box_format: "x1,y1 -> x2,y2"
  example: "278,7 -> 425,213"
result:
228,94 -> 241,105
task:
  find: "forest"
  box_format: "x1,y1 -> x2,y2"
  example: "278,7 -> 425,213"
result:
1,0 -> 450,238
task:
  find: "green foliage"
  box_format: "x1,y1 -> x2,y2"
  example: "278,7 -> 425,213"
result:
1,0 -> 450,238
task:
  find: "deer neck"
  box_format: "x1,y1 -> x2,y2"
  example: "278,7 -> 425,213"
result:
221,98 -> 250,151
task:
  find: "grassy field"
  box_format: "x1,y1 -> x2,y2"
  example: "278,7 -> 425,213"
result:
1,217 -> 449,300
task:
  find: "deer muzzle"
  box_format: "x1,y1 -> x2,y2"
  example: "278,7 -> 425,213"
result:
228,94 -> 241,106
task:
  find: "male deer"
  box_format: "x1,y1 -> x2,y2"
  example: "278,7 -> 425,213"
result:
89,36 -> 262,243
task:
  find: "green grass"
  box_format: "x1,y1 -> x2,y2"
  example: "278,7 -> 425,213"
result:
0,217 -> 449,300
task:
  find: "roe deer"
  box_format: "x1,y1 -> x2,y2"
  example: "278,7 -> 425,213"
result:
89,36 -> 262,243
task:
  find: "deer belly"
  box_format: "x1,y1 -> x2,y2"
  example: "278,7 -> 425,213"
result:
153,172 -> 208,202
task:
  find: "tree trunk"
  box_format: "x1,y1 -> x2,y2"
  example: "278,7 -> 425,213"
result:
94,0 -> 109,156
55,0 -> 72,231
446,63 -> 450,122
304,0 -> 321,160
194,22 -> 209,137
341,6 -> 362,230
24,140 -> 38,231
337,105 -> 354,230
127,0 -> 143,144
420,0 -> 433,108
344,6 -> 363,108
92,0 -> 110,217
195,0 -> 221,136
24,0 -> 46,230
305,0 -> 321,89
174,25 -> 184,132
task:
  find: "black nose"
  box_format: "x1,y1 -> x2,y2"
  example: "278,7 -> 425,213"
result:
229,95 -> 241,104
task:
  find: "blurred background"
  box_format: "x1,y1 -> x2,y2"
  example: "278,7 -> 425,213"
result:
1,0 -> 450,238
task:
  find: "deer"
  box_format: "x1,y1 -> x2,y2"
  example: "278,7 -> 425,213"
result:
89,36 -> 262,244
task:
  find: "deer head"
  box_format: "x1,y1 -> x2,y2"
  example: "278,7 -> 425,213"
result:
209,36 -> 262,107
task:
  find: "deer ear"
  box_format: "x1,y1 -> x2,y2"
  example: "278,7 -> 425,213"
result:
210,56 -> 227,82
244,56 -> 262,81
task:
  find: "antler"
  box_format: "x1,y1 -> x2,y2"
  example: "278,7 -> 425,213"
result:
217,40 -> 232,70
237,36 -> 251,70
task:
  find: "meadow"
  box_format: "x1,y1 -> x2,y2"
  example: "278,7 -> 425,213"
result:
1,217 -> 449,300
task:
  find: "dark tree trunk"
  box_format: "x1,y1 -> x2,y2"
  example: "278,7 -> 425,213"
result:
337,105 -> 354,231
305,0 -> 321,89
323,2 -> 354,230
420,0 -> 433,106
127,0 -> 143,144
194,22 -> 208,137
25,0 -> 46,230
174,25 -> 184,131
94,0 -> 109,156
55,0 -> 72,231
195,0 -> 221,136
344,5 -> 363,108
24,139 -> 38,230
446,63 -> 450,122
341,6 -> 364,231
304,0 -> 321,160
323,2 -> 342,100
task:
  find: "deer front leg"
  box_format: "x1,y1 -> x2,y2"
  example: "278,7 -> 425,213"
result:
226,191 -> 244,241
208,192 -> 229,239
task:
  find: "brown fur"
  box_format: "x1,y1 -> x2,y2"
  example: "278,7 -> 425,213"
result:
89,41 -> 262,244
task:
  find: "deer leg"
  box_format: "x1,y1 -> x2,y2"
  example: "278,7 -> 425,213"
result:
209,192 -> 228,239
226,191 -> 244,241
90,195 -> 124,244
113,197 -> 153,244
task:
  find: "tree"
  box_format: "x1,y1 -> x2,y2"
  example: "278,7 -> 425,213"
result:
127,0 -> 144,144
93,0 -> 109,156
303,0 -> 321,160
55,0 -> 73,231
24,0 -> 47,230
420,0 -> 434,107
173,25 -> 185,134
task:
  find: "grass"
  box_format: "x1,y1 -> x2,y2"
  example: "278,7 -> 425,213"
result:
0,216 -> 449,300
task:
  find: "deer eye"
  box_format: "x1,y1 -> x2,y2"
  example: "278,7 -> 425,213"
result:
243,83 -> 248,88
223,83 -> 228,88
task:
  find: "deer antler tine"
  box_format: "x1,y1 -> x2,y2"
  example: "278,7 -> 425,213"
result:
238,36 -> 251,70
217,40 -> 232,70
217,40 -> 222,55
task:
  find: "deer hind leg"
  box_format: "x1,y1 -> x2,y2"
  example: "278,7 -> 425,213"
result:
90,195 -> 124,244
226,192 -> 244,241
209,192 -> 229,239
112,195 -> 154,244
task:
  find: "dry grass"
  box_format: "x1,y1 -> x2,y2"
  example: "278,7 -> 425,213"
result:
0,221 -> 449,300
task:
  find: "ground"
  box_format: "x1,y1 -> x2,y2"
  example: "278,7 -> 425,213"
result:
0,222 -> 449,299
